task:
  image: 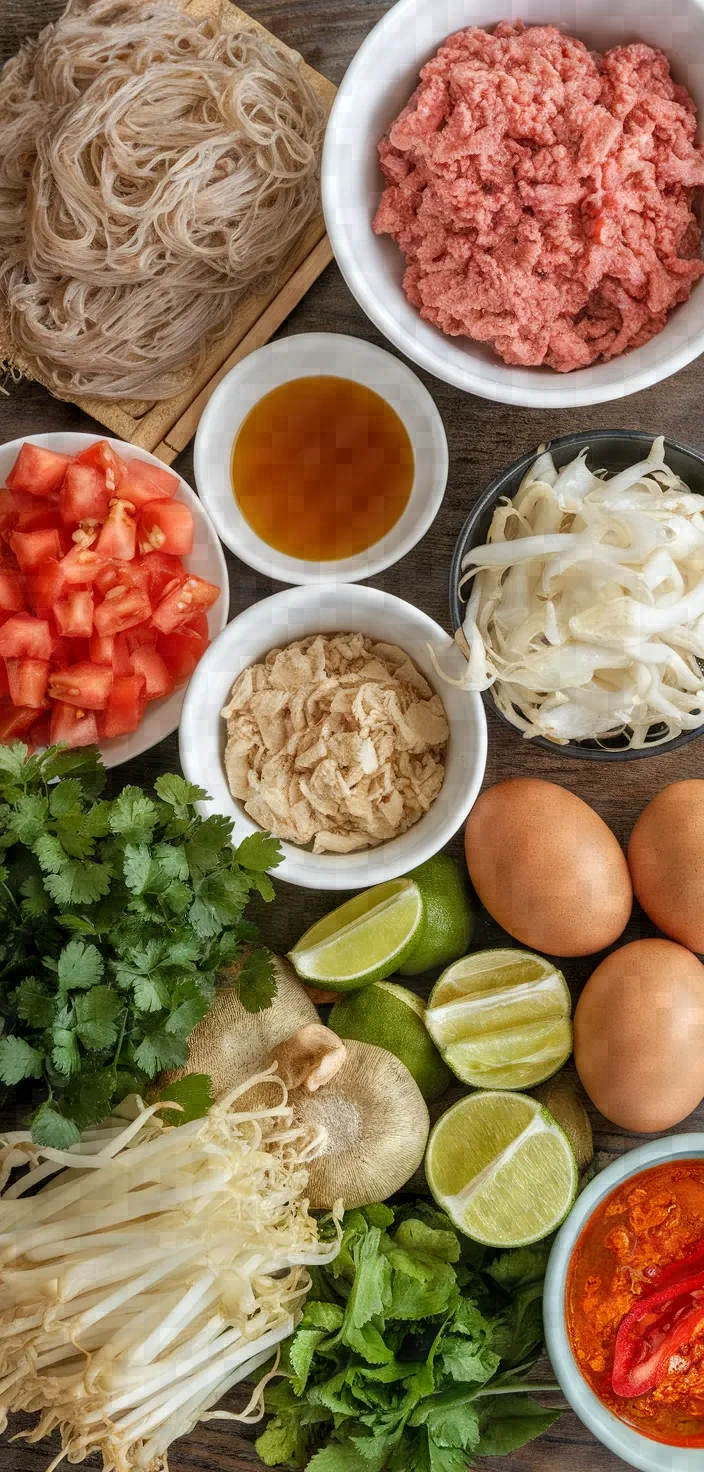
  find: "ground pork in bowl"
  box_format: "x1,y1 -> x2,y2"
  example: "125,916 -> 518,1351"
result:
322,0 -> 704,407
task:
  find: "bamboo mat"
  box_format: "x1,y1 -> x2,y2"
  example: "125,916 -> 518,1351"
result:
0,0 -> 336,463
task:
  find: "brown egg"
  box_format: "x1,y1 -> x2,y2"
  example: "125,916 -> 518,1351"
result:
464,778 -> 632,956
628,780 -> 704,952
574,938 -> 704,1132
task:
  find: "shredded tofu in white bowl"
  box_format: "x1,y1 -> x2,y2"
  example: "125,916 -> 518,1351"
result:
448,431 -> 704,760
180,584 -> 487,889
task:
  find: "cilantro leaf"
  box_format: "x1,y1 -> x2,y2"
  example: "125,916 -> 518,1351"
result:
154,774 -> 207,812
109,788 -> 159,844
158,1074 -> 214,1124
15,977 -> 55,1029
476,1395 -> 563,1455
51,1027 -> 81,1078
73,988 -> 121,1051
0,1035 -> 44,1084
235,832 -> 283,872
43,858 -> 113,906
20,872 -> 51,919
62,1066 -> 117,1131
58,939 -> 104,992
0,742 -> 29,781
133,1025 -> 188,1077
122,844 -> 152,895
8,794 -> 49,846
237,947 -> 276,1012
31,1105 -> 81,1149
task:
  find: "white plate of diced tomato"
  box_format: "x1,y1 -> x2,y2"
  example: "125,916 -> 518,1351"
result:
0,434 -> 228,765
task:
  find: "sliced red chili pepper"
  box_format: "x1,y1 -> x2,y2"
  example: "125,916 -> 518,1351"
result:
613,1245 -> 704,1397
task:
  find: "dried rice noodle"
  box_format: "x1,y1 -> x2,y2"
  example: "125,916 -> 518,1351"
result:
0,0 -> 324,398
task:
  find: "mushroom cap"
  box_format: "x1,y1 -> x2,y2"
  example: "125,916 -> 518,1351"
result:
162,956 -> 318,1098
291,1040 -> 430,1209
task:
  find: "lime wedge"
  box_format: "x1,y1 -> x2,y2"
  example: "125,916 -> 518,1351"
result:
426,1090 -> 578,1247
288,879 -> 423,989
425,948 -> 572,1089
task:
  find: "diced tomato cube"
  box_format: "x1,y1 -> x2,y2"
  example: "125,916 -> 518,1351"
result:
48,661 -> 113,711
54,590 -> 94,639
27,560 -> 66,618
99,673 -> 147,738
158,628 -> 208,685
0,490 -> 17,537
95,500 -> 137,561
124,621 -> 156,654
0,662 -> 8,701
50,634 -> 72,669
185,612 -> 209,639
10,528 -> 62,572
6,658 -> 50,708
88,630 -> 114,666
59,545 -> 103,586
75,440 -> 127,494
0,614 -> 52,660
121,458 -> 179,505
94,585 -> 151,638
50,701 -> 99,749
10,494 -> 59,533
0,571 -> 25,614
152,576 -> 220,634
138,551 -> 184,603
0,704 -> 45,742
6,444 -> 71,497
129,645 -> 174,701
111,633 -> 132,677
60,464 -> 110,526
138,500 -> 194,557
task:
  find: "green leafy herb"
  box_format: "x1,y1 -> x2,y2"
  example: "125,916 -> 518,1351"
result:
0,743 -> 282,1143
256,1201 -> 563,1471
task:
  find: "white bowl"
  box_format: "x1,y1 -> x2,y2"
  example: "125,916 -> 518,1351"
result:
544,1134 -> 704,1472
0,432 -> 228,769
193,333 -> 448,583
322,0 -> 704,409
179,582 -> 486,889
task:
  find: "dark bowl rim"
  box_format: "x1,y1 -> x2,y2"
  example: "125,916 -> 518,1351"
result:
448,429 -> 704,763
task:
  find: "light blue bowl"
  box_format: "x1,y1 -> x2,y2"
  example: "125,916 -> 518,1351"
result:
544,1134 -> 704,1472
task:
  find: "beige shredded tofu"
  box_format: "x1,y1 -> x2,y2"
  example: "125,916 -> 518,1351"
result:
222,633 -> 449,852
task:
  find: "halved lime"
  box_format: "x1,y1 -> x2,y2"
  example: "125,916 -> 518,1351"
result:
288,879 -> 422,989
425,948 -> 572,1089
329,980 -> 452,1101
398,854 -> 474,976
426,1090 -> 578,1247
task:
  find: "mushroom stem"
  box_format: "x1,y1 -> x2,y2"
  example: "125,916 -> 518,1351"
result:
271,1026 -> 348,1093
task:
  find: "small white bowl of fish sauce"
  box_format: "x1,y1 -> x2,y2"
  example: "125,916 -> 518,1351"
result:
193,332 -> 448,584
179,583 -> 487,890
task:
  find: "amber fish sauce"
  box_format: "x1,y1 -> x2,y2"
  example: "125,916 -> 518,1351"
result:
231,375 -> 414,561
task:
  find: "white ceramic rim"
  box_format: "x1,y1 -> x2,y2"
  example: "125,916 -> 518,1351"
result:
0,432 -> 229,769
544,1134 -> 704,1472
179,582 -> 487,889
193,332 -> 449,583
321,0 -> 704,409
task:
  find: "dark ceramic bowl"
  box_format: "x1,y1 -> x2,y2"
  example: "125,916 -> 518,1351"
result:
449,430 -> 704,762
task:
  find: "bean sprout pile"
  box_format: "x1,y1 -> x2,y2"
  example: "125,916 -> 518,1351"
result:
450,438 -> 704,748
0,1069 -> 339,1472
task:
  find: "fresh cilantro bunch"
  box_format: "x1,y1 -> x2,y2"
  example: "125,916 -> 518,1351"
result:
257,1201 -> 562,1472
0,742 -> 281,1147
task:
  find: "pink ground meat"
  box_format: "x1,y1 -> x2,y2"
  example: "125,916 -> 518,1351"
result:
373,22 -> 704,371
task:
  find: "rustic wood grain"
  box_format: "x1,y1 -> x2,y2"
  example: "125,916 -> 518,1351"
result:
1,2 -> 703,1470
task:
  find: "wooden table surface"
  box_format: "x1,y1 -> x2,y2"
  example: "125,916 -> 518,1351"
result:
2,2 -> 704,1470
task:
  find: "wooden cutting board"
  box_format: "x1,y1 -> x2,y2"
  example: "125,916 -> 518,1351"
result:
0,0 -> 336,464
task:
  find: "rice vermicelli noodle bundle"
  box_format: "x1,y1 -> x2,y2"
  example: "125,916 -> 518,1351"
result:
0,0 -> 324,398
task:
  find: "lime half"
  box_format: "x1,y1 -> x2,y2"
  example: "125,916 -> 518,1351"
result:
426,1090 -> 577,1247
288,879 -> 422,989
329,981 -> 452,1101
398,854 -> 474,977
425,949 -> 572,1090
